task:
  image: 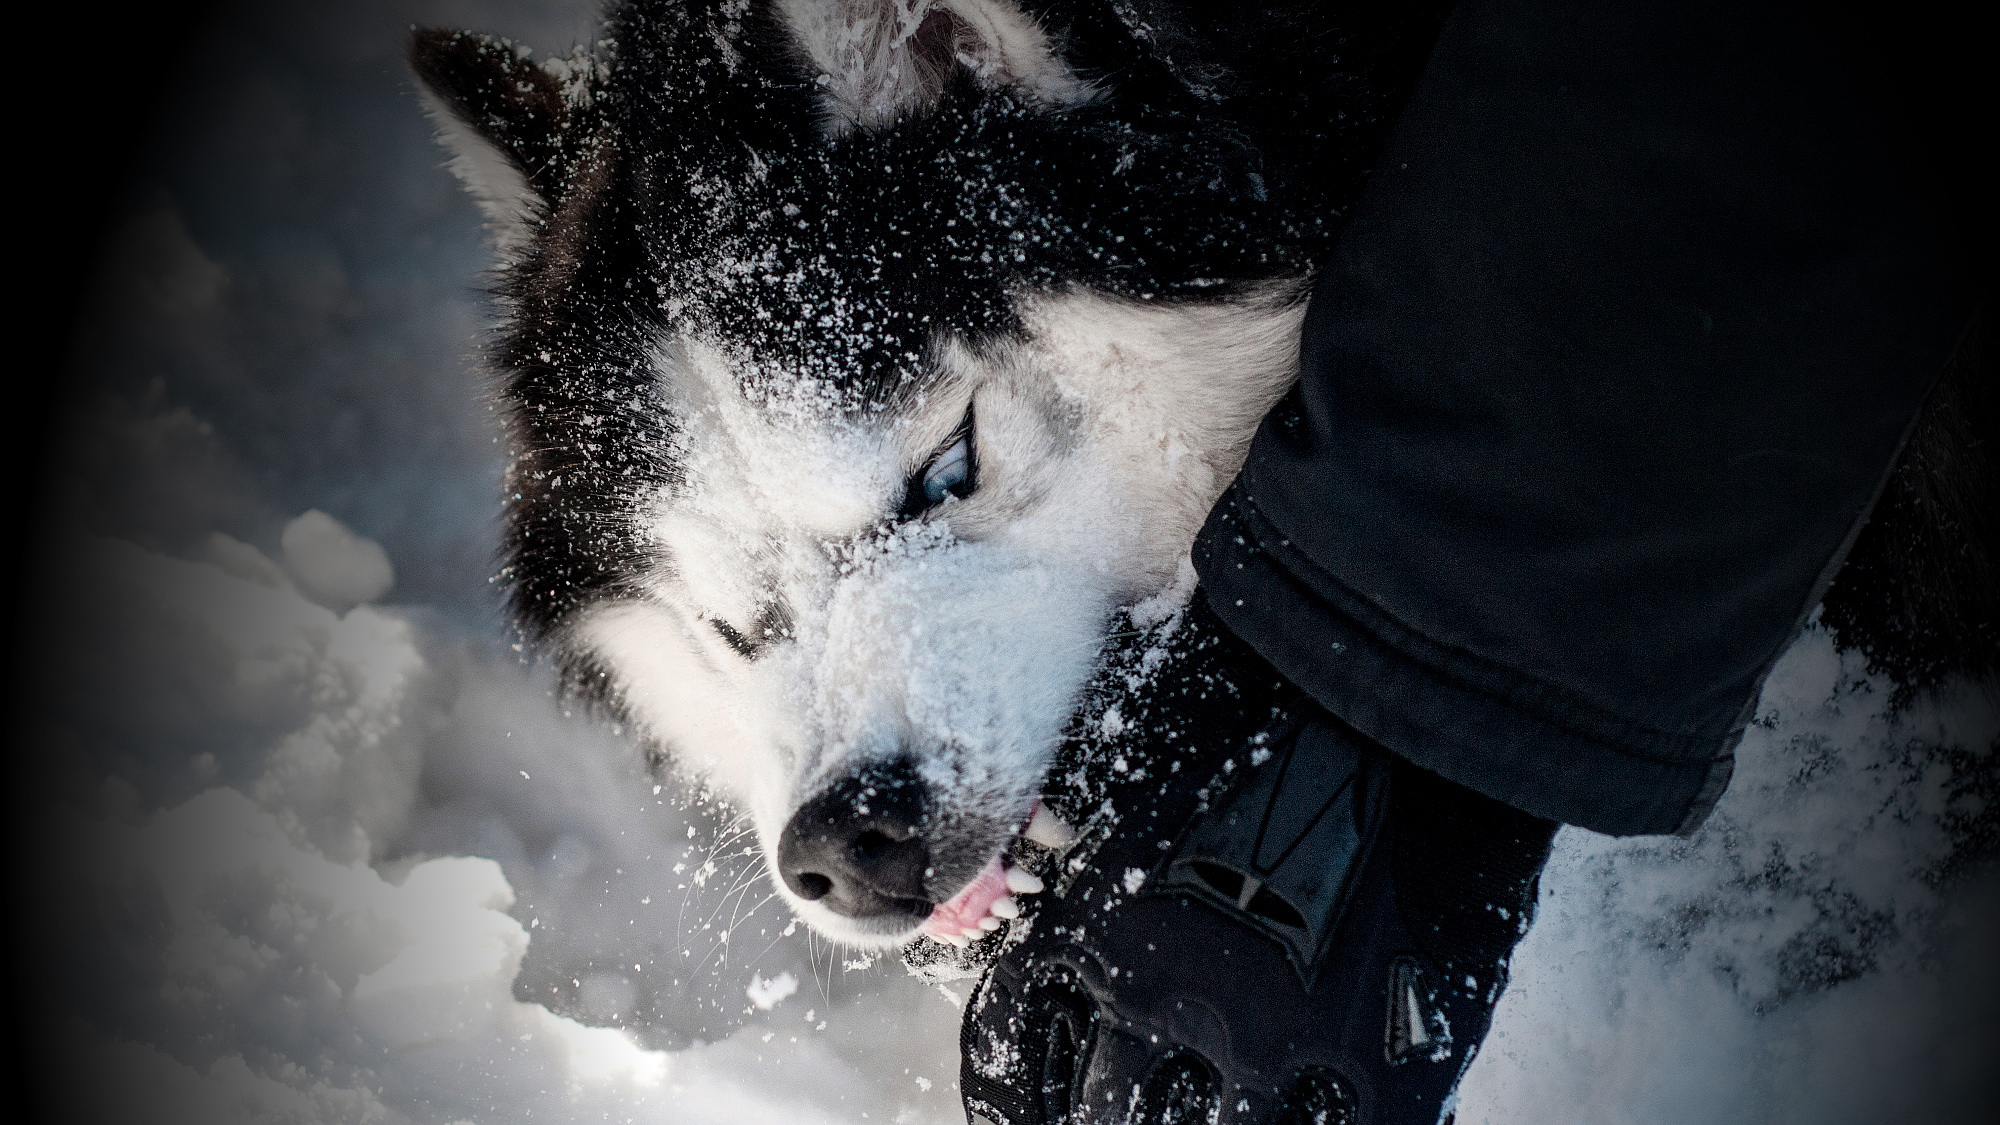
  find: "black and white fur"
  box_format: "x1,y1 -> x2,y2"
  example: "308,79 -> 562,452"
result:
410,0 -> 1993,949
409,0 -> 1444,948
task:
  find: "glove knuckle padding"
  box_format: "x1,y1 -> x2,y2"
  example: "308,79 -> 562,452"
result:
953,598 -> 1555,1125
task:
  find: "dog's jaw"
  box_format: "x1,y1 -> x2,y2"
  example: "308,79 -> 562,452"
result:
574,520 -> 1108,948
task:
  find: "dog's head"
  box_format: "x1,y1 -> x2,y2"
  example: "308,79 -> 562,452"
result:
412,0 -> 1321,946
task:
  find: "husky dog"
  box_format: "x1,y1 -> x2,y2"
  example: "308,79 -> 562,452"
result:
411,0 -> 1446,948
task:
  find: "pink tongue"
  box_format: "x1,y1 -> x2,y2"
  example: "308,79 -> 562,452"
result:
921,853 -> 1009,939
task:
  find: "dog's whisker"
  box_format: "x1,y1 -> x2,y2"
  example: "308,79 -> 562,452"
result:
720,872 -> 775,943
736,896 -> 792,972
688,873 -> 768,974
690,857 -> 773,945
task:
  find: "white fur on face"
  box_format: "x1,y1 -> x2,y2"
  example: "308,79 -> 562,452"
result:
776,0 -> 1098,134
572,287 -> 1305,946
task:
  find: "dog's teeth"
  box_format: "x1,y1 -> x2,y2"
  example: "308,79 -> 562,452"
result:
944,933 -> 970,948
1005,867 -> 1045,895
991,896 -> 1021,919
978,916 -> 1002,931
1024,805 -> 1076,850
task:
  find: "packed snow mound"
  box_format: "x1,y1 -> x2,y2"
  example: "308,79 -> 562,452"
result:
282,508 -> 397,612
51,530 -> 421,862
1459,628 -> 2000,1125
32,522 -> 965,1125
51,787 -> 867,1125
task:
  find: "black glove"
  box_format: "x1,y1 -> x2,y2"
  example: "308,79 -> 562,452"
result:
927,595 -> 1556,1125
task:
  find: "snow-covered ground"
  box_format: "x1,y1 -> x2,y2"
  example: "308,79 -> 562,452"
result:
20,1 -> 1996,1122
26,514 -> 967,1124
1460,635 -> 1998,1124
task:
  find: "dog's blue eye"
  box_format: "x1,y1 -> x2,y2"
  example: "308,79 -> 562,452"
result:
899,409 -> 978,519
921,437 -> 971,506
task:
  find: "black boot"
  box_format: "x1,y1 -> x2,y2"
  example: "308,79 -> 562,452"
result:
944,597 -> 1557,1125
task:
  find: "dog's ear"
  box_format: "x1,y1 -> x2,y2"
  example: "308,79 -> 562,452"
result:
777,0 -> 1095,132
410,28 -> 598,251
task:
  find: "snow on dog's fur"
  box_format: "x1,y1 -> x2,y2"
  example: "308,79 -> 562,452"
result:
411,0 -> 1445,946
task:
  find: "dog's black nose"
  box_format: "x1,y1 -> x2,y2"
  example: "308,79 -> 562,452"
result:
777,757 -> 934,921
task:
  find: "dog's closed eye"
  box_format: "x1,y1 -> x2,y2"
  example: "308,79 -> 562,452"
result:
708,603 -> 791,659
710,617 -> 759,658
